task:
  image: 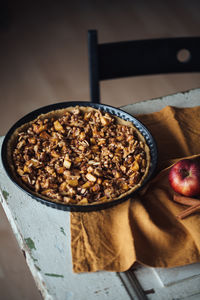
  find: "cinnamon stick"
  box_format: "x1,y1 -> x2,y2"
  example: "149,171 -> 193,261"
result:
176,202 -> 200,219
173,194 -> 200,206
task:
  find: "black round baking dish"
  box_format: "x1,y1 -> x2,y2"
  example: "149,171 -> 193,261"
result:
1,101 -> 157,212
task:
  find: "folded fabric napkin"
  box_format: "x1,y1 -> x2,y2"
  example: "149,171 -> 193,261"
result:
70,105 -> 200,273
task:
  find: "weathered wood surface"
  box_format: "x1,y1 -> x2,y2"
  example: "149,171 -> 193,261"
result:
1,89 -> 200,300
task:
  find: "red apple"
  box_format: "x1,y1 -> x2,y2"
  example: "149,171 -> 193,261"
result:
168,159 -> 200,196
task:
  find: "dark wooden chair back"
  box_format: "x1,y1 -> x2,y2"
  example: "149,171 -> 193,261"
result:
88,29 -> 200,103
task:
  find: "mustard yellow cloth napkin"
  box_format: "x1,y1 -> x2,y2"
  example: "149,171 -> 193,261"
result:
70,106 -> 200,273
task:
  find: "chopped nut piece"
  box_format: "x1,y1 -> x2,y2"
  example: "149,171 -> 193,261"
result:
90,137 -> 96,144
28,137 -> 36,144
104,187 -> 115,197
30,158 -> 41,168
41,178 -> 50,189
45,166 -> 55,175
116,135 -> 124,141
56,166 -> 65,174
78,145 -> 86,151
63,197 -> 76,204
74,157 -> 82,164
100,115 -> 110,126
63,197 -> 72,203
84,111 -> 92,120
79,131 -> 86,140
112,170 -> 121,179
94,168 -> 102,177
54,120 -> 64,132
87,166 -> 94,173
88,160 -> 100,166
63,157 -> 71,169
91,184 -> 100,192
17,140 -> 26,149
39,131 -> 50,139
82,181 -> 92,188
67,179 -> 79,187
131,161 -> 139,171
86,173 -> 97,182
120,182 -> 129,191
24,165 -> 32,173
120,165 -> 126,173
32,123 -> 47,134
17,167 -> 24,176
59,182 -> 67,191
78,198 -> 88,204
91,145 -> 99,152
97,178 -> 102,185
135,154 -> 141,161
51,150 -> 60,158
129,172 -> 141,185
41,189 -> 54,196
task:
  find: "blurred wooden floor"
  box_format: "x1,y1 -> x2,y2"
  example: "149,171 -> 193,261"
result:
0,0 -> 200,299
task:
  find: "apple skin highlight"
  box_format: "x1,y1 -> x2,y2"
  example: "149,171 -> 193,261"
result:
169,159 -> 200,197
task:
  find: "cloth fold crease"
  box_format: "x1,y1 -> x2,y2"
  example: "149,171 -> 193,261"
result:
70,105 -> 200,273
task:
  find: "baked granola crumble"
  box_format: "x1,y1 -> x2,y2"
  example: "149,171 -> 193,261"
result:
11,106 -> 150,205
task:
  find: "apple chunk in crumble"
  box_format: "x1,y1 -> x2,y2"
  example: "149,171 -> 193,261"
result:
10,106 -> 150,205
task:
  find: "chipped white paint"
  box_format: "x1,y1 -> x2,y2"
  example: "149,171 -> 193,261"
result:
121,87 -> 200,114
0,138 -> 130,300
152,263 -> 200,287
0,88 -> 200,300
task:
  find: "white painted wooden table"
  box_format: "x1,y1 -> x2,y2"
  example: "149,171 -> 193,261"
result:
1,89 -> 200,300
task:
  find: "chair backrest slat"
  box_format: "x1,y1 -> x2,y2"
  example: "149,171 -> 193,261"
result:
88,30 -> 200,103
99,38 -> 200,79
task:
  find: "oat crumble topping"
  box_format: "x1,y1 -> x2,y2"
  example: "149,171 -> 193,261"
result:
12,106 -> 150,205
